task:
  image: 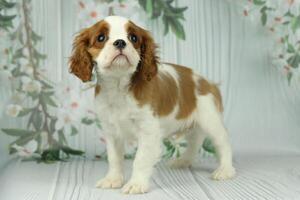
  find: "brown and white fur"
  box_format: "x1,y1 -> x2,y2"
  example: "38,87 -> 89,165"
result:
69,16 -> 235,194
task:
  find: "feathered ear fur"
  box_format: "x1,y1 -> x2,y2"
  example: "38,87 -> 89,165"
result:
138,29 -> 159,81
69,29 -> 93,82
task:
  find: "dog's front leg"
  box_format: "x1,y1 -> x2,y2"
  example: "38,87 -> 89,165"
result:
96,133 -> 124,189
122,120 -> 162,194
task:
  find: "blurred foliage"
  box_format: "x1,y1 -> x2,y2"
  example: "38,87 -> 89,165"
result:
0,0 -> 98,163
0,0 -> 16,30
138,0 -> 187,40
247,0 -> 300,84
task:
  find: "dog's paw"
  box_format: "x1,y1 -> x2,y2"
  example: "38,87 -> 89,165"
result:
122,179 -> 149,194
211,166 -> 236,180
95,175 -> 124,189
168,158 -> 192,169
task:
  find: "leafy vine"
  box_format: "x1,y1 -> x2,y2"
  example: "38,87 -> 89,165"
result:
241,0 -> 300,84
0,0 -> 99,163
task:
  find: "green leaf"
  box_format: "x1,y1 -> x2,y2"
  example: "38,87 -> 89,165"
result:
164,10 -> 185,19
40,80 -> 54,89
253,0 -> 266,6
49,118 -> 57,133
284,10 -> 294,18
1,128 -> 34,137
260,6 -> 267,13
31,30 -> 42,43
146,0 -> 153,16
175,148 -> 181,158
163,139 -> 172,149
170,6 -> 188,14
179,142 -> 187,147
41,148 -> 60,162
33,48 -> 47,60
70,126 -> 78,136
12,48 -> 25,60
9,147 -> 17,154
43,91 -> 54,96
202,138 -> 215,154
124,153 -> 135,159
166,0 -> 174,4
169,18 -> 186,40
163,145 -> 175,159
287,43 -> 296,53
169,147 -> 175,157
41,92 -> 57,107
287,53 -> 300,68
0,19 -> 13,29
61,146 -> 84,156
290,15 -> 300,33
57,129 -> 68,145
138,0 -> 147,10
0,14 -> 16,21
32,110 -> 43,130
81,117 -> 94,125
261,12 -> 267,26
151,1 -> 162,19
282,21 -> 290,25
95,118 -> 102,129
10,132 -> 37,147
162,15 -> 170,35
18,108 -> 33,117
283,35 -> 289,43
0,0 -> 16,9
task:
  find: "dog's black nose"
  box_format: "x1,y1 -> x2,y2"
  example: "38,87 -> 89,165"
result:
113,39 -> 126,49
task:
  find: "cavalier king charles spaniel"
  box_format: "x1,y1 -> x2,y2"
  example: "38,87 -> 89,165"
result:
69,16 -> 235,194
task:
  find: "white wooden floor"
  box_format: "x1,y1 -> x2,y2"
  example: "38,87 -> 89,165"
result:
1,155 -> 300,200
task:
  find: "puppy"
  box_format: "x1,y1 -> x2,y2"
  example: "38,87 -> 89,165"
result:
69,16 -> 235,194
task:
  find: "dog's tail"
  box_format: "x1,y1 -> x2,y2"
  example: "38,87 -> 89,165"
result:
198,78 -> 223,112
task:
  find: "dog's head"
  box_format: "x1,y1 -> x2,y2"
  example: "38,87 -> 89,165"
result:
69,16 -> 158,82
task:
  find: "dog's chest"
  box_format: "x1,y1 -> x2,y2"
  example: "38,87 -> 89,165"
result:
95,85 -> 147,136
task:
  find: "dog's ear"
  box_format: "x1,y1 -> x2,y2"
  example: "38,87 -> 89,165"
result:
138,29 -> 158,81
69,29 -> 93,82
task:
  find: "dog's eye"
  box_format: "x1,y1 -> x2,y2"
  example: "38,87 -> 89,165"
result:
97,34 -> 106,42
129,34 -> 138,43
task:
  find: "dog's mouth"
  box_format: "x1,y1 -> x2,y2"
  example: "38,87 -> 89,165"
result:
111,53 -> 130,65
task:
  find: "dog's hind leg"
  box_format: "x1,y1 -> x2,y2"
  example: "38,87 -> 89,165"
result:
168,127 -> 206,168
197,94 -> 235,180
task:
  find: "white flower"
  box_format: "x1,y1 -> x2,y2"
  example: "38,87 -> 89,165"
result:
55,108 -> 79,135
10,92 -> 26,104
55,83 -> 88,119
6,104 -> 23,117
282,0 -> 300,15
77,0 -> 146,28
12,140 -> 38,158
241,3 -> 261,24
77,1 -> 110,27
22,48 -> 29,57
54,88 -> 87,135
20,64 -> 34,75
21,76 -> 42,93
108,1 -> 146,27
